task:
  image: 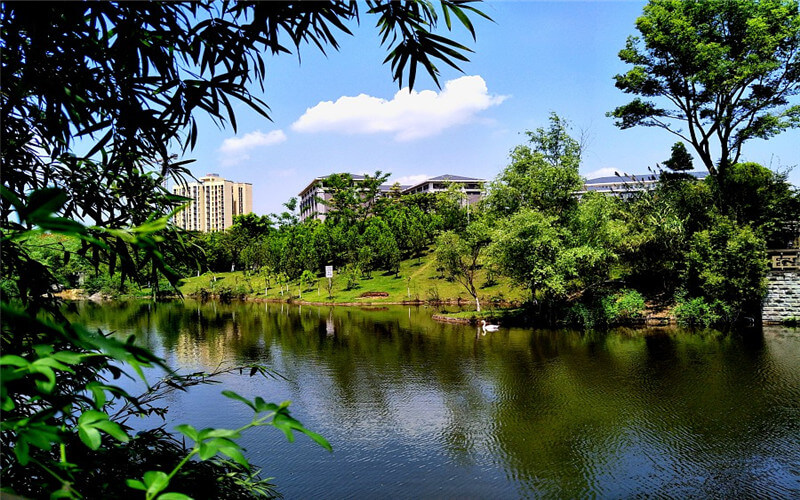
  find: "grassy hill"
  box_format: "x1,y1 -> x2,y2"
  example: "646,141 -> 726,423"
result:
178,252 -> 524,306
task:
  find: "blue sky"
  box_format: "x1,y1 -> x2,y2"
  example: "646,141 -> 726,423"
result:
183,1 -> 799,216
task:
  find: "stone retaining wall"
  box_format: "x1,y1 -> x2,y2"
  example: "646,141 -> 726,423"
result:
762,271 -> 799,324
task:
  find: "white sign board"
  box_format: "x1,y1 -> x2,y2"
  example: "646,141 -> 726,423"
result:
325,265 -> 333,278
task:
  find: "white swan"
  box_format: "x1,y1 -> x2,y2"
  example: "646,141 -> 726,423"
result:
481,320 -> 499,332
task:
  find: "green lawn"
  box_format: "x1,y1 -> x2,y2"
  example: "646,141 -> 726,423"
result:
178,253 -> 525,306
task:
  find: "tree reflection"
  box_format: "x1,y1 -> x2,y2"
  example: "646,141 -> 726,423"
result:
71,300 -> 800,497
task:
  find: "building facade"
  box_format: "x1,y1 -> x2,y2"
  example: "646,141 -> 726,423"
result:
402,174 -> 485,204
577,171 -> 708,198
298,173 -> 486,222
172,173 -> 252,232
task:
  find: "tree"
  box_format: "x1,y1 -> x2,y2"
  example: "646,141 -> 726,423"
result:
609,0 -> 800,177
360,217 -> 401,275
435,220 -> 491,311
715,162 -> 800,243
662,142 -> 694,172
484,113 -> 584,220
299,270 -> 317,298
682,216 -> 768,323
231,213 -> 273,241
1,1 -> 489,497
321,174 -> 361,225
488,210 -> 566,305
322,171 -> 390,224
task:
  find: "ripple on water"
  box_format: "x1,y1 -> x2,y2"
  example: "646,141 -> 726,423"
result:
71,302 -> 800,499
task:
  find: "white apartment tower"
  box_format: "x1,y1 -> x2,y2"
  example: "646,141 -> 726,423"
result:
172,173 -> 253,232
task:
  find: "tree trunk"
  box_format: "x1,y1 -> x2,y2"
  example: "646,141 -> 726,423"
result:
475,294 -> 481,312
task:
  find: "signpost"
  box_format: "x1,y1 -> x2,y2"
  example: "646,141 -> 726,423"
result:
325,266 -> 334,299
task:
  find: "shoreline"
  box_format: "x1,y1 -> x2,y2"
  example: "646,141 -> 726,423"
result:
55,290 -> 795,327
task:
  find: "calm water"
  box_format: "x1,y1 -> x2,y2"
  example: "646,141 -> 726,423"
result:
73,300 -> 800,498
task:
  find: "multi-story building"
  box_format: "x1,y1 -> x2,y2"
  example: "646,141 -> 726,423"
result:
172,173 -> 252,232
298,174 -> 372,222
298,173 -> 486,221
402,174 -> 485,203
577,171 -> 708,198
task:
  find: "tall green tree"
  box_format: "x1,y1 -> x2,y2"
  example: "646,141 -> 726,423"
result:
322,171 -> 390,224
435,220 -> 491,311
484,113 -> 583,220
488,210 -> 566,305
609,0 -> 800,176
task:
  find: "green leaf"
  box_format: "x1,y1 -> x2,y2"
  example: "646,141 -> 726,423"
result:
1,396 -> 14,412
31,365 -> 57,394
22,425 -> 60,450
0,185 -> 23,213
13,439 -> 30,465
78,426 -> 101,450
86,382 -> 108,408
51,351 -> 85,365
33,345 -> 54,357
126,479 -> 147,491
78,410 -> 109,425
298,428 -> 333,452
32,357 -> 72,372
143,470 -> 170,497
253,396 -> 278,413
175,424 -> 199,442
197,442 -> 216,460
93,420 -> 130,443
50,490 -> 76,499
0,355 -> 29,368
23,188 -> 68,221
156,493 -> 193,500
203,428 -> 241,439
221,390 -> 256,411
217,445 -> 249,467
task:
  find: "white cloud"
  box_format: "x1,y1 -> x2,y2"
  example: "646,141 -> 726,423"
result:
217,129 -> 287,167
219,129 -> 287,153
291,75 -> 507,141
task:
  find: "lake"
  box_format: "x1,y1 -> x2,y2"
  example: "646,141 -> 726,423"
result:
73,300 -> 800,498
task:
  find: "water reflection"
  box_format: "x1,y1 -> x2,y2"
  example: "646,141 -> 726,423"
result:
71,300 -> 800,498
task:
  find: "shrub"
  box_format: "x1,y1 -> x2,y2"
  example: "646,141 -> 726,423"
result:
565,289 -> 646,328
83,272 -> 128,297
341,264 -> 361,291
565,303 -> 596,328
674,297 -> 730,327
602,289 -> 646,324
681,216 -> 767,323
217,286 -> 235,303
426,285 -> 442,304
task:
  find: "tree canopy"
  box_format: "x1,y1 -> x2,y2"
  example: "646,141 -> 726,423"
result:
483,113 -> 583,220
609,0 -> 800,176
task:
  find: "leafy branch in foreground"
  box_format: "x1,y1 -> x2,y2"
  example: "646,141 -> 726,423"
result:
128,392 -> 331,500
1,1 -> 489,497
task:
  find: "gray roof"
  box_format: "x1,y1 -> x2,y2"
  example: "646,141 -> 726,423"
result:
584,171 -> 707,186
300,172 -> 487,197
428,174 -> 485,182
379,184 -> 411,192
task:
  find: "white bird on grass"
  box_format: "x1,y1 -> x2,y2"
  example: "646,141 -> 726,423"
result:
481,320 -> 499,333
